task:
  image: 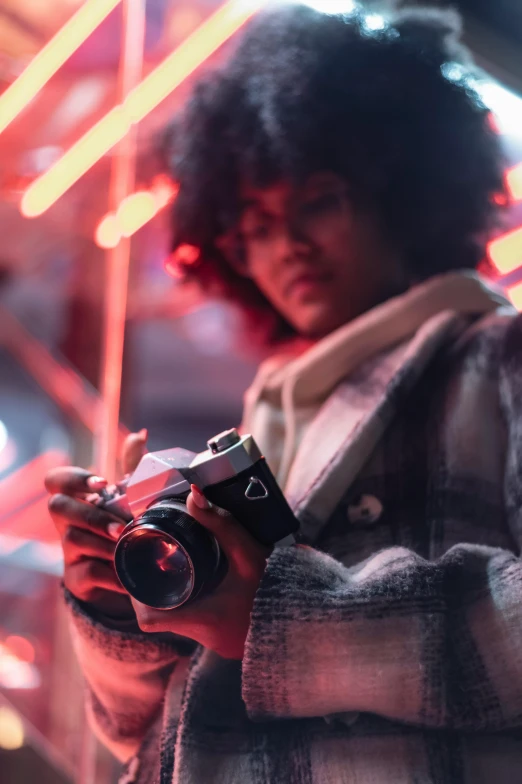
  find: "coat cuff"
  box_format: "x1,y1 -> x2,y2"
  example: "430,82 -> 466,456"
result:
241,544 -> 348,720
65,589 -> 196,663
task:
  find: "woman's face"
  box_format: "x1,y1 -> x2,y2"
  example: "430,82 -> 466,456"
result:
233,173 -> 407,338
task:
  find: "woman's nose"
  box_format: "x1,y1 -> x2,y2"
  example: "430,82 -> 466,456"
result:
276,222 -> 315,261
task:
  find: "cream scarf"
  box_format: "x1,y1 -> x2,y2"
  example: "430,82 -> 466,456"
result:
241,272 -> 511,491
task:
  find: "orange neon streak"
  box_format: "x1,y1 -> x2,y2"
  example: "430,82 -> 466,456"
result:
95,213 -> 121,248
0,451 -> 67,522
94,179 -> 178,247
488,226 -> 522,275
0,0 -> 121,136
506,163 -> 522,202
122,0 -> 261,122
0,305 -> 128,440
21,0 -> 263,218
118,190 -> 156,236
507,281 -> 522,311
95,0 -> 146,486
21,110 -> 129,217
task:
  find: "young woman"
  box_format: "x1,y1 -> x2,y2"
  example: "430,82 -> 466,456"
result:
46,5 -> 522,783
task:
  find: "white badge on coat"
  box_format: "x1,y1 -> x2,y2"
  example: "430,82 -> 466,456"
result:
347,495 -> 383,525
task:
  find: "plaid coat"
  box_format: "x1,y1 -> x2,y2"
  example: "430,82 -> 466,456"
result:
68,307 -> 522,784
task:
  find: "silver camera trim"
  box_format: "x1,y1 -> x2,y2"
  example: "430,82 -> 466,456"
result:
184,431 -> 262,488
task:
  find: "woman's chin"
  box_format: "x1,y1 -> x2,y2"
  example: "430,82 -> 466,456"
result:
289,303 -> 351,339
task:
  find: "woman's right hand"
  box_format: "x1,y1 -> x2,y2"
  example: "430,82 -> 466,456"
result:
45,431 -> 148,620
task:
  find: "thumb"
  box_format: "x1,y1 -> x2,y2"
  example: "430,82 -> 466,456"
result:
186,486 -> 271,572
121,429 -> 148,475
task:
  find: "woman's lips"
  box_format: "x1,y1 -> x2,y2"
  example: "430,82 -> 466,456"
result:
285,271 -> 333,299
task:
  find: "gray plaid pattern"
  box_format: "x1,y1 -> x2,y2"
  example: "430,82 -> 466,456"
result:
67,310 -> 522,783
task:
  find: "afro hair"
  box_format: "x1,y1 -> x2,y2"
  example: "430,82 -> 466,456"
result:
160,3 -> 506,342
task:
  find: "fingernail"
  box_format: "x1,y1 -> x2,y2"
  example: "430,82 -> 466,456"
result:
191,485 -> 211,510
138,428 -> 148,440
107,522 -> 125,540
87,476 -> 108,490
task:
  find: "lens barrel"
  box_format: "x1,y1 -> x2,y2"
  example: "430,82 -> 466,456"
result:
114,499 -> 226,609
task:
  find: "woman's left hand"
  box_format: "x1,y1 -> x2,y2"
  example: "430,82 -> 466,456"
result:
130,485 -> 272,659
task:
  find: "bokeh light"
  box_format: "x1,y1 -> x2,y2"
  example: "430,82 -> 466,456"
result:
118,191 -> 157,237
0,422 -> 8,455
5,637 -> 36,665
95,213 -> 121,249
0,707 -> 24,751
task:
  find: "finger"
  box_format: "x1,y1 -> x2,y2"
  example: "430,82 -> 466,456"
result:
187,488 -> 268,569
49,494 -> 126,541
62,527 -> 116,564
45,466 -> 106,497
121,430 -> 148,475
130,599 -> 171,633
65,560 -> 128,601
129,597 -> 208,636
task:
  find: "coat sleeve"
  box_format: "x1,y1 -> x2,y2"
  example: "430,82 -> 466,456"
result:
66,591 -> 196,762
242,316 -> 522,731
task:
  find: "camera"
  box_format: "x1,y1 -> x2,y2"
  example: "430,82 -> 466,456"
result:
95,429 -> 299,610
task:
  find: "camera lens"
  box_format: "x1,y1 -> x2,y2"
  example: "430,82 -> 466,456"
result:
119,526 -> 194,608
114,499 -> 226,609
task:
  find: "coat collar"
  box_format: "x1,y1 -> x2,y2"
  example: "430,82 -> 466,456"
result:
243,272 -> 511,491
285,311 -> 465,542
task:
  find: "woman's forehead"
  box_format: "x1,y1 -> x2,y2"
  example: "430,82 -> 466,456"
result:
240,172 -> 344,209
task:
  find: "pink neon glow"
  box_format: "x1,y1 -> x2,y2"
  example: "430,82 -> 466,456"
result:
118,191 -> 156,236
488,226 -> 522,275
507,281 -> 522,311
0,0 -> 121,135
94,178 -> 178,247
21,0 -> 262,217
506,163 -> 522,202
95,214 -> 121,249
164,244 -> 201,278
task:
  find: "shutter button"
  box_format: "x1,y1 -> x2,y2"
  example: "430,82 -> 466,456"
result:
347,495 -> 383,525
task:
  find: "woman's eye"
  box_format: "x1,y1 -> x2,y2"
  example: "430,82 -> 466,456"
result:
301,193 -> 343,217
243,223 -> 273,241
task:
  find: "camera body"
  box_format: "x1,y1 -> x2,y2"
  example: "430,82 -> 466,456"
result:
97,429 -> 298,610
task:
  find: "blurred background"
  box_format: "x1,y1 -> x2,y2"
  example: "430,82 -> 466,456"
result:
0,0 -> 520,782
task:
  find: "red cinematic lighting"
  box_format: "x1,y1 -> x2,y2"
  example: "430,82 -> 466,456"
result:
164,258 -> 184,279
21,0 -> 262,217
151,176 -> 179,209
0,0 -> 121,136
165,244 -> 201,278
492,192 -> 508,206
169,6 -> 203,41
0,450 -> 69,549
0,305 -> 126,439
5,637 -> 35,664
488,112 -> 501,134
506,163 -> 522,202
488,226 -> 522,275
174,244 -> 200,265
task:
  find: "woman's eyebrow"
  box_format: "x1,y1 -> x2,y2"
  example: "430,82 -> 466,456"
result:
240,200 -> 275,218
239,198 -> 259,210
